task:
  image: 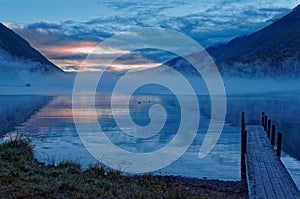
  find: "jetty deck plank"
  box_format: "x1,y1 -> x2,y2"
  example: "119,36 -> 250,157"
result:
245,125 -> 300,199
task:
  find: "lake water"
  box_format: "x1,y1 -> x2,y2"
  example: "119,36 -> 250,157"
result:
1,92 -> 299,188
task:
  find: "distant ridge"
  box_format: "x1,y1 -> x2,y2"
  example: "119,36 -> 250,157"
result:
0,23 -> 63,73
206,4 -> 300,75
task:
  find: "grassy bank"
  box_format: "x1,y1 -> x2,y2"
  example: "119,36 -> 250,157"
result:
0,139 -> 248,198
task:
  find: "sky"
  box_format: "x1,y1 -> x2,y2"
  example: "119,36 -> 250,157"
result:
0,0 -> 299,71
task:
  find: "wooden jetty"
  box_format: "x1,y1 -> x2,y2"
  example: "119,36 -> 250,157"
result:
241,112 -> 300,199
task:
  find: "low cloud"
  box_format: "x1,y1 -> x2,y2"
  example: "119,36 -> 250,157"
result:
8,0 -> 299,71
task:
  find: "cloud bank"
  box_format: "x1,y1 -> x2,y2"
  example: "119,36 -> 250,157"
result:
5,0 -> 299,71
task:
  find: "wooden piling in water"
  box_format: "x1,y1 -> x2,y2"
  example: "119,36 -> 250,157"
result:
241,112 -> 247,179
241,112 -> 245,133
271,125 -> 275,146
241,130 -> 247,179
261,112 -> 265,126
277,132 -> 282,158
267,120 -> 271,138
264,115 -> 268,131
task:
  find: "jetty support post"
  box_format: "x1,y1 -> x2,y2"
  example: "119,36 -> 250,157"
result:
264,115 -> 268,131
241,112 -> 247,179
271,125 -> 275,146
241,129 -> 247,179
241,112 -> 245,133
261,112 -> 265,126
277,132 -> 282,158
267,120 -> 271,139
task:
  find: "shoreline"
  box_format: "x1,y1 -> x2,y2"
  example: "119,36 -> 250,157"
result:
0,139 -> 248,198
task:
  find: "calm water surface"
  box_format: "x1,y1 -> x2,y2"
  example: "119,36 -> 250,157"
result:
1,93 -> 299,188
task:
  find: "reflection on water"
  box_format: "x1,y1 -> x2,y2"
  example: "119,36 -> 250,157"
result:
9,95 -> 241,180
1,93 -> 300,187
0,95 -> 52,136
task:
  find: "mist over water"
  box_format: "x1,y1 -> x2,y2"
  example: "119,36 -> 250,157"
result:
0,72 -> 299,186
1,66 -> 300,187
9,69 -> 295,94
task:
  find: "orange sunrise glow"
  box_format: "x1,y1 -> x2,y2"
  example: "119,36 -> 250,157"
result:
59,46 -> 97,54
54,44 -> 130,56
49,43 -> 97,55
37,42 -> 160,72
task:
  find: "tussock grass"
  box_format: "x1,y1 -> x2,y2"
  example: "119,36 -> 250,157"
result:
0,139 -> 248,198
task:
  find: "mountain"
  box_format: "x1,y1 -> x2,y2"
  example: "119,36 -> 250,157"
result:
0,23 -> 63,74
206,5 -> 300,75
